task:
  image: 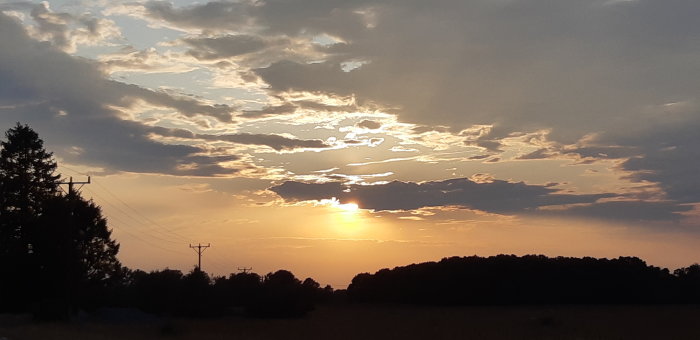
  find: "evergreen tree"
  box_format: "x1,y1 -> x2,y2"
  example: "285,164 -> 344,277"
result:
0,123 -> 122,313
0,123 -> 60,259
0,123 -> 60,311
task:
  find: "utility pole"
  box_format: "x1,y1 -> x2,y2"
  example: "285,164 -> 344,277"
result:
189,243 -> 210,271
237,267 -> 252,274
59,176 -> 91,196
57,176 -> 90,318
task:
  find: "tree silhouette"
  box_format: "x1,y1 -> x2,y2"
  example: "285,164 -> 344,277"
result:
34,194 -> 123,311
0,123 -> 61,311
0,123 -> 122,315
347,255 -> 682,305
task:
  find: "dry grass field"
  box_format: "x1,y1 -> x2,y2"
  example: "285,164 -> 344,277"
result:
2,304 -> 700,340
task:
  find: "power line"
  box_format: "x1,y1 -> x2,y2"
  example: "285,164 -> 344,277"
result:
83,187 -> 185,246
90,181 -> 191,243
57,166 -> 238,275
58,165 -> 191,243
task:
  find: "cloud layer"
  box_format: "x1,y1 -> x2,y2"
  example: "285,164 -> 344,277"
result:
270,178 -> 607,213
107,0 -> 700,211
270,177 -> 694,221
2,0 -> 700,225
0,12 -> 236,175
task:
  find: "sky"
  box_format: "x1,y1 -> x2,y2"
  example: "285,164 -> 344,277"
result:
1,0 -> 700,287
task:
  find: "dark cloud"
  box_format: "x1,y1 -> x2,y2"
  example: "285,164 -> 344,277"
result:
149,126 -> 330,151
270,178 -> 613,214
0,13 -> 236,176
241,103 -> 297,118
1,1 -> 119,51
343,139 -> 362,145
183,35 -> 268,60
271,178 -> 692,221
202,133 -> 328,151
616,122 -> 700,203
565,146 -> 638,160
357,119 -> 381,130
138,0 -> 253,32
517,149 -> 553,160
132,0 -> 371,36
472,140 -> 502,152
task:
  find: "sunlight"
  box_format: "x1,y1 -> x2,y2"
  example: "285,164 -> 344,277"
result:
314,198 -> 369,236
318,197 -> 360,214
338,202 -> 359,212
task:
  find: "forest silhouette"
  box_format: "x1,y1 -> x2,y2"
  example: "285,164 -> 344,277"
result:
1,123 -> 700,321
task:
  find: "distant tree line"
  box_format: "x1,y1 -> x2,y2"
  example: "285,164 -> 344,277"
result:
348,255 -> 700,305
112,268 -> 334,318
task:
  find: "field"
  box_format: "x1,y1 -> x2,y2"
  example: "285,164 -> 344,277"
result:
2,304 -> 700,340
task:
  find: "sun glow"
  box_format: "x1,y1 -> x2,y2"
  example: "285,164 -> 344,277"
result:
318,198 -> 360,213
338,202 -> 359,212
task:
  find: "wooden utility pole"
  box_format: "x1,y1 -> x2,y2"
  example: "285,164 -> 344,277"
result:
237,267 -> 252,273
189,243 -> 210,271
59,176 -> 91,196
57,176 -> 90,317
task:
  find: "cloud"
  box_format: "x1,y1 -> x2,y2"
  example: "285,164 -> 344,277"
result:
208,133 -> 328,151
543,201 -> 693,222
270,177 -> 613,214
1,1 -> 121,52
9,0 -> 700,214
357,119 -> 381,130
271,177 -> 693,221
113,0 -> 700,143
110,1 -> 253,33
241,103 -> 297,118
182,35 -> 268,60
0,13 -> 237,176
98,46 -> 197,74
616,121 -> 700,203
516,148 -> 554,160
149,126 -> 331,151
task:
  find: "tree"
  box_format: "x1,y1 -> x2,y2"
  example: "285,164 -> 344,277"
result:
0,123 -> 60,256
34,194 -> 123,310
0,123 -> 61,311
0,123 -> 122,314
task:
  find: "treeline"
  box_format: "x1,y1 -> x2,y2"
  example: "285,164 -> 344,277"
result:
24,267 -> 335,320
348,255 -> 700,305
111,268 -> 334,318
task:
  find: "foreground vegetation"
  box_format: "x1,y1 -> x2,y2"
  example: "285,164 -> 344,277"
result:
2,304 -> 700,340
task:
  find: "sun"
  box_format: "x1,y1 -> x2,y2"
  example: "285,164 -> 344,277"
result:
337,202 -> 359,212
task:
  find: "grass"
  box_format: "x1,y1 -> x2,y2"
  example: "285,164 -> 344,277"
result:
2,304 -> 700,339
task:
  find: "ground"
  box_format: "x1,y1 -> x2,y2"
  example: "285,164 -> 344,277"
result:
2,304 -> 700,339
